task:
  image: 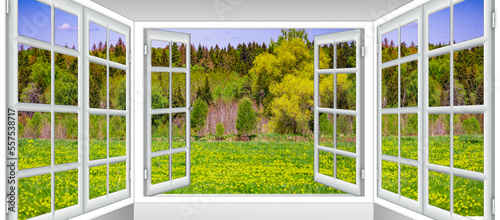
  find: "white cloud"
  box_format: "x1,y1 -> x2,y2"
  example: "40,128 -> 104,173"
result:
57,23 -> 77,31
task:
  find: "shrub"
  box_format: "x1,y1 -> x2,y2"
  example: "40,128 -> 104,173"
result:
216,122 -> 225,140
236,97 -> 257,137
463,116 -> 481,135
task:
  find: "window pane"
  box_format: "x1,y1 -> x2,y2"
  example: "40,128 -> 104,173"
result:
454,0 -> 484,44
89,62 -> 107,109
89,115 -> 107,161
382,66 -> 398,108
151,155 -> 169,185
89,165 -> 107,199
382,114 -> 398,156
18,111 -> 51,170
381,29 -> 398,63
337,155 -> 356,184
172,72 -> 186,108
18,44 -> 51,104
19,174 -> 51,220
429,114 -> 450,167
429,54 -> 450,107
89,22 -> 107,59
109,30 -> 126,64
172,113 -> 186,149
401,114 -> 418,160
151,40 -> 170,67
453,114 -> 483,173
400,61 -> 418,107
109,116 -> 126,158
109,162 -> 126,194
319,113 -> 334,148
319,150 -> 333,177
172,152 -> 186,180
55,113 -> 78,164
319,44 -> 334,69
18,0 -> 51,43
337,73 -> 356,110
151,114 -> 169,152
381,160 -> 398,194
337,114 -> 356,153
55,53 -> 78,106
453,176 -> 483,217
429,171 -> 450,211
429,7 -> 451,50
337,41 -> 356,68
453,46 -> 484,106
55,8 -> 78,50
171,42 -> 187,68
109,67 -> 126,110
319,74 -> 334,108
152,72 -> 170,109
401,165 -> 418,201
55,169 -> 78,210
401,22 -> 418,57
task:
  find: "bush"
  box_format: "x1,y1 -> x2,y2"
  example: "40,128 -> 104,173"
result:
216,122 -> 225,140
463,116 -> 481,135
191,99 -> 208,136
235,97 -> 257,137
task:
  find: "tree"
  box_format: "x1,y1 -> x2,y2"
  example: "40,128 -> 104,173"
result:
191,99 -> 208,137
235,97 -> 257,137
196,76 -> 212,105
216,122 -> 225,140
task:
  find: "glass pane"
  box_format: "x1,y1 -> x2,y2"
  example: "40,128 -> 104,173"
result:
89,115 -> 107,161
172,72 -> 186,108
400,61 -> 418,107
337,73 -> 356,110
337,41 -> 356,68
429,171 -> 450,211
18,0 -> 51,43
381,160 -> 398,194
18,44 -> 51,104
55,53 -> 78,106
109,67 -> 126,110
401,165 -> 418,201
55,8 -> 78,50
337,155 -> 356,184
171,42 -> 187,68
429,54 -> 450,107
55,113 -> 78,164
319,74 -> 334,108
381,29 -> 398,63
382,66 -> 398,108
453,176 -> 484,217
55,169 -> 78,210
401,114 -> 418,160
151,114 -> 169,152
429,7 -> 451,50
109,116 -> 126,158
151,40 -> 170,67
151,72 -> 169,109
109,30 -> 126,64
89,62 -> 107,109
109,162 -> 126,194
319,150 -> 333,177
454,0 -> 484,44
19,174 -> 51,220
453,114 -> 483,173
401,22 -> 418,57
319,44 -> 334,69
454,46 -> 484,106
89,165 -> 107,199
172,152 -> 186,180
337,115 -> 356,153
319,113 -> 334,148
382,114 -> 398,156
89,22 -> 107,59
18,111 -> 51,170
429,114 -> 450,167
151,155 -> 169,185
172,112 -> 186,149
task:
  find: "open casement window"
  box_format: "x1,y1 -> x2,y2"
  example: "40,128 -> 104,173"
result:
313,29 -> 363,196
145,29 -> 191,196
378,0 -> 493,219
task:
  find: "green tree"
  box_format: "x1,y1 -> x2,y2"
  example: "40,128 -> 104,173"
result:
196,76 -> 212,105
216,122 -> 225,140
191,99 -> 208,136
236,97 -> 257,137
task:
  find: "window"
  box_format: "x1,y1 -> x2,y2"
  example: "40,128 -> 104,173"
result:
377,0 -> 493,219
